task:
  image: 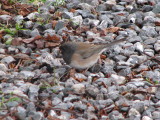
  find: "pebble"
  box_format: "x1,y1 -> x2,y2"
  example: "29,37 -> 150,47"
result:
72,83 -> 85,94
1,56 -> 15,64
0,0 -> 160,119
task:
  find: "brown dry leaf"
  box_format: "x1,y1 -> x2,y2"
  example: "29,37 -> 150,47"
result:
100,54 -> 107,59
47,115 -> 61,120
2,4 -> 13,9
16,4 -> 37,16
53,11 -> 62,19
70,8 -> 76,13
0,0 -> 10,5
155,21 -> 160,26
45,34 -> 61,42
34,35 -> 43,40
45,42 -> 60,47
8,63 -> 16,69
99,29 -> 107,36
75,78 -> 86,82
52,20 -> 58,29
106,27 -> 123,33
12,37 -> 23,46
0,9 -> 11,15
22,37 -> 35,43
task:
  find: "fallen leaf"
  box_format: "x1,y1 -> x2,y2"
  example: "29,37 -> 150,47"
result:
70,8 -> 76,13
12,37 -> 23,46
22,37 -> 35,43
34,35 -> 43,40
52,20 -> 58,29
155,21 -> 160,26
45,42 -> 60,47
45,34 -> 61,42
0,9 -> 11,15
100,54 -> 107,59
106,27 -> 124,33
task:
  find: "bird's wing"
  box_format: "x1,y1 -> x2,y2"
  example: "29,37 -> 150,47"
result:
76,43 -> 104,59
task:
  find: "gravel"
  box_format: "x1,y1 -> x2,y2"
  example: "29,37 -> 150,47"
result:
0,0 -> 160,119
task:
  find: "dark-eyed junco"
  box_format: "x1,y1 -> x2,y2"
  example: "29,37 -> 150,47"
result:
60,39 -> 126,69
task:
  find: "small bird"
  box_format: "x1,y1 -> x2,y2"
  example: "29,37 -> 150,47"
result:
60,39 -> 126,69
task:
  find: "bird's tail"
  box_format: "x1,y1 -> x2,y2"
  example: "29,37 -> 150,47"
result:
102,37 -> 127,48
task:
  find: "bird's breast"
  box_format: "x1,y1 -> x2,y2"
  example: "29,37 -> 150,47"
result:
69,53 -> 100,69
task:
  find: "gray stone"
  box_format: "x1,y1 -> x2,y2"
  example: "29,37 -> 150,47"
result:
152,111 -> 160,119
20,71 -> 35,78
72,84 -> 85,94
44,23 -> 53,29
111,74 -> 126,85
71,15 -> 83,26
75,73 -> 87,80
0,64 -> 8,72
142,5 -> 153,12
128,108 -> 141,118
54,102 -> 73,110
80,0 -> 99,6
1,56 -> 15,64
61,111 -> 71,120
140,26 -> 158,37
6,101 -> 19,108
134,42 -> 144,52
144,49 -> 154,57
78,3 -> 94,12
152,3 -> 160,13
102,65 -> 116,74
98,99 -> 114,107
28,111 -> 44,120
0,110 -> 8,116
26,102 -> 36,111
142,116 -> 152,120
137,0 -> 147,4
0,15 -> 12,23
13,15 -> 23,24
118,67 -> 132,76
36,52 -> 62,66
52,97 -> 62,106
55,20 -> 65,33
24,21 -> 34,29
74,102 -> 87,111
44,29 -> 55,36
97,20 -> 108,29
0,48 -> 5,54
8,47 -> 19,53
28,85 -> 39,101
134,94 -> 145,100
155,90 -> 160,99
154,42 -> 160,52
51,86 -> 64,92
62,11 -> 73,19
30,29 -> 40,37
112,5 -> 125,11
15,106 -> 26,120
95,78 -> 113,86
107,91 -> 120,101
108,110 -> 124,120
0,70 -> 6,76
86,85 -> 99,98
83,18 -> 100,27
143,70 -> 160,82
64,95 -> 81,102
